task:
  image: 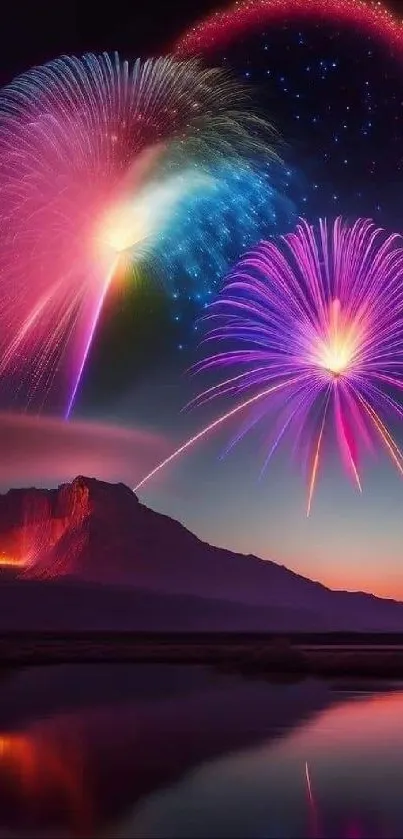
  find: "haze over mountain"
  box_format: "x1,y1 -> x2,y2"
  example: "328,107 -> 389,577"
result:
0,475 -> 402,631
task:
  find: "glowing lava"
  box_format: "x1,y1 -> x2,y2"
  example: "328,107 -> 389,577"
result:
0,552 -> 25,568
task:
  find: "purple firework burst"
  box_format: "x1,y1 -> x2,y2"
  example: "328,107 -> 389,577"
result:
136,217 -> 403,514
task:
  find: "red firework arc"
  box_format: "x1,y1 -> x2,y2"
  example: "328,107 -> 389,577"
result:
175,0 -> 403,58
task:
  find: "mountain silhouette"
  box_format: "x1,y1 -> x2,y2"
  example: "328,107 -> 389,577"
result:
0,475 -> 402,631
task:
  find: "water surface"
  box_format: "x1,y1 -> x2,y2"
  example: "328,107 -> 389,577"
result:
0,664 -> 402,837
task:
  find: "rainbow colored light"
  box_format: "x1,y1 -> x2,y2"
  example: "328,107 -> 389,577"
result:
0,52 -> 279,415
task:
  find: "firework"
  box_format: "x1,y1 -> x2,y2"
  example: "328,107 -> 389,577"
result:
175,0 -> 403,58
158,158 -> 294,327
0,52 -> 280,414
135,218 -> 403,514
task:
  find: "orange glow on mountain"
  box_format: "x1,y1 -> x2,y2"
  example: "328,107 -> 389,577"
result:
0,552 -> 26,568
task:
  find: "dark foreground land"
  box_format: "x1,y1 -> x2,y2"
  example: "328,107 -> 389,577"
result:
3,632 -> 403,677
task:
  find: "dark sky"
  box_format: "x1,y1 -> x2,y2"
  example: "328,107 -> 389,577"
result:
1,0 -> 402,80
0,0 -> 222,84
3,0 -> 403,597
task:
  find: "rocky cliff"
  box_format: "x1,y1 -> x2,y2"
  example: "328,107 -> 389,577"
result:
0,476 -> 137,578
0,475 -> 403,631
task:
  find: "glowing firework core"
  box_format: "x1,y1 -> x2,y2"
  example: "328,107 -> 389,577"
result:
95,170 -> 213,259
97,201 -> 148,255
317,299 -> 358,378
322,342 -> 351,376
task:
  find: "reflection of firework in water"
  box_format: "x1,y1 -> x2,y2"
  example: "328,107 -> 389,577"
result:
135,218 -> 403,514
0,52 -> 283,415
304,760 -> 384,839
305,762 -> 320,838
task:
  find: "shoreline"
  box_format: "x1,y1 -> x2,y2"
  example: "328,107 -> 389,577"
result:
2,632 -> 403,676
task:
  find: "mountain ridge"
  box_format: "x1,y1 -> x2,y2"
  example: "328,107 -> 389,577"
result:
0,475 -> 401,631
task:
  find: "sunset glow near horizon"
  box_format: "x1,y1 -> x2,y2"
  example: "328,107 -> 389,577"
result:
137,447 -> 403,601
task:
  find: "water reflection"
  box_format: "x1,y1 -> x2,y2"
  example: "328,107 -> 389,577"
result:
0,666 -> 401,838
300,693 -> 403,839
0,728 -> 91,836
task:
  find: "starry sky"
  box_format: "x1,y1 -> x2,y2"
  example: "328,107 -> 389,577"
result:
3,0 -> 403,599
222,16 -> 403,230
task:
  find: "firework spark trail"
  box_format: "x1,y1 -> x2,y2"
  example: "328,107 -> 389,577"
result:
0,52 -> 282,414
305,762 -> 320,839
135,218 -> 403,512
134,376 -> 299,492
307,390 -> 331,517
356,394 -> 403,476
175,0 -> 403,58
65,260 -> 118,419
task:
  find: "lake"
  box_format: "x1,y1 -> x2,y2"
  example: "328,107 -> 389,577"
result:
0,664 -> 402,837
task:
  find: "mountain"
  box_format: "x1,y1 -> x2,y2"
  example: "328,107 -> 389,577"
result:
0,474 -> 402,631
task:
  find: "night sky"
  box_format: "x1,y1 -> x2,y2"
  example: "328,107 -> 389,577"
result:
2,0 -> 403,598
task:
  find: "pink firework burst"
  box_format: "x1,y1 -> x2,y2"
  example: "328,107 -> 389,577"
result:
135,218 -> 403,514
0,52 -> 271,415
